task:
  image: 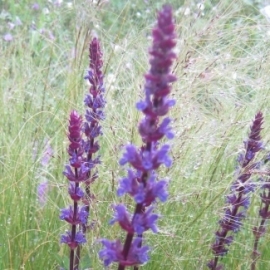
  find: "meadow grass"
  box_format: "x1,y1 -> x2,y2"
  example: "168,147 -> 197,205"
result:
1,0 -> 270,269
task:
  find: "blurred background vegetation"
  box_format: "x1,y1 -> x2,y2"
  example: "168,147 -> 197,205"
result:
1,0 -> 270,269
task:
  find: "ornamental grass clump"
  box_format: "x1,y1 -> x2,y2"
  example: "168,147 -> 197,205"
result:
60,37 -> 105,270
99,5 -> 177,269
208,112 -> 264,270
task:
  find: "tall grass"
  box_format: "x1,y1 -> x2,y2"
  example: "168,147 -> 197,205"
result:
1,0 -> 270,269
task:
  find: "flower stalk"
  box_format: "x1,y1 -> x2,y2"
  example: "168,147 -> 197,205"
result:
75,37 -> 105,267
82,37 -> 105,211
251,172 -> 270,270
208,112 -> 264,270
99,5 -> 177,269
60,111 -> 89,270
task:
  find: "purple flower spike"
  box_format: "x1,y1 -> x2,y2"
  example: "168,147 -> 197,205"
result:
251,173 -> 270,269
60,38 -> 105,269
208,112 -> 264,270
83,37 -> 105,150
65,37 -> 105,267
59,35 -> 105,270
242,112 -> 263,167
37,181 -> 48,207
60,111 -> 88,269
99,5 -> 176,269
82,37 -> 105,190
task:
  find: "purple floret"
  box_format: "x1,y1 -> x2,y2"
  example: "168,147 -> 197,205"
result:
60,231 -> 86,250
60,205 -> 88,225
99,238 -> 149,267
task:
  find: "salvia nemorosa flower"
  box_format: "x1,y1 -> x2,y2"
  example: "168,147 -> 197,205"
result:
36,139 -> 53,207
60,111 -> 89,269
208,112 -> 264,270
99,5 -> 177,269
60,38 -> 105,269
37,180 -> 48,207
251,167 -> 270,270
82,37 -> 105,203
74,37 -> 105,266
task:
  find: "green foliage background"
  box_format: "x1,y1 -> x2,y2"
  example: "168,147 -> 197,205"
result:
1,0 -> 270,269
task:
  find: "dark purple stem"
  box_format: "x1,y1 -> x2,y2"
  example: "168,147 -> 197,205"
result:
72,180 -> 80,270
69,171 -> 79,270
